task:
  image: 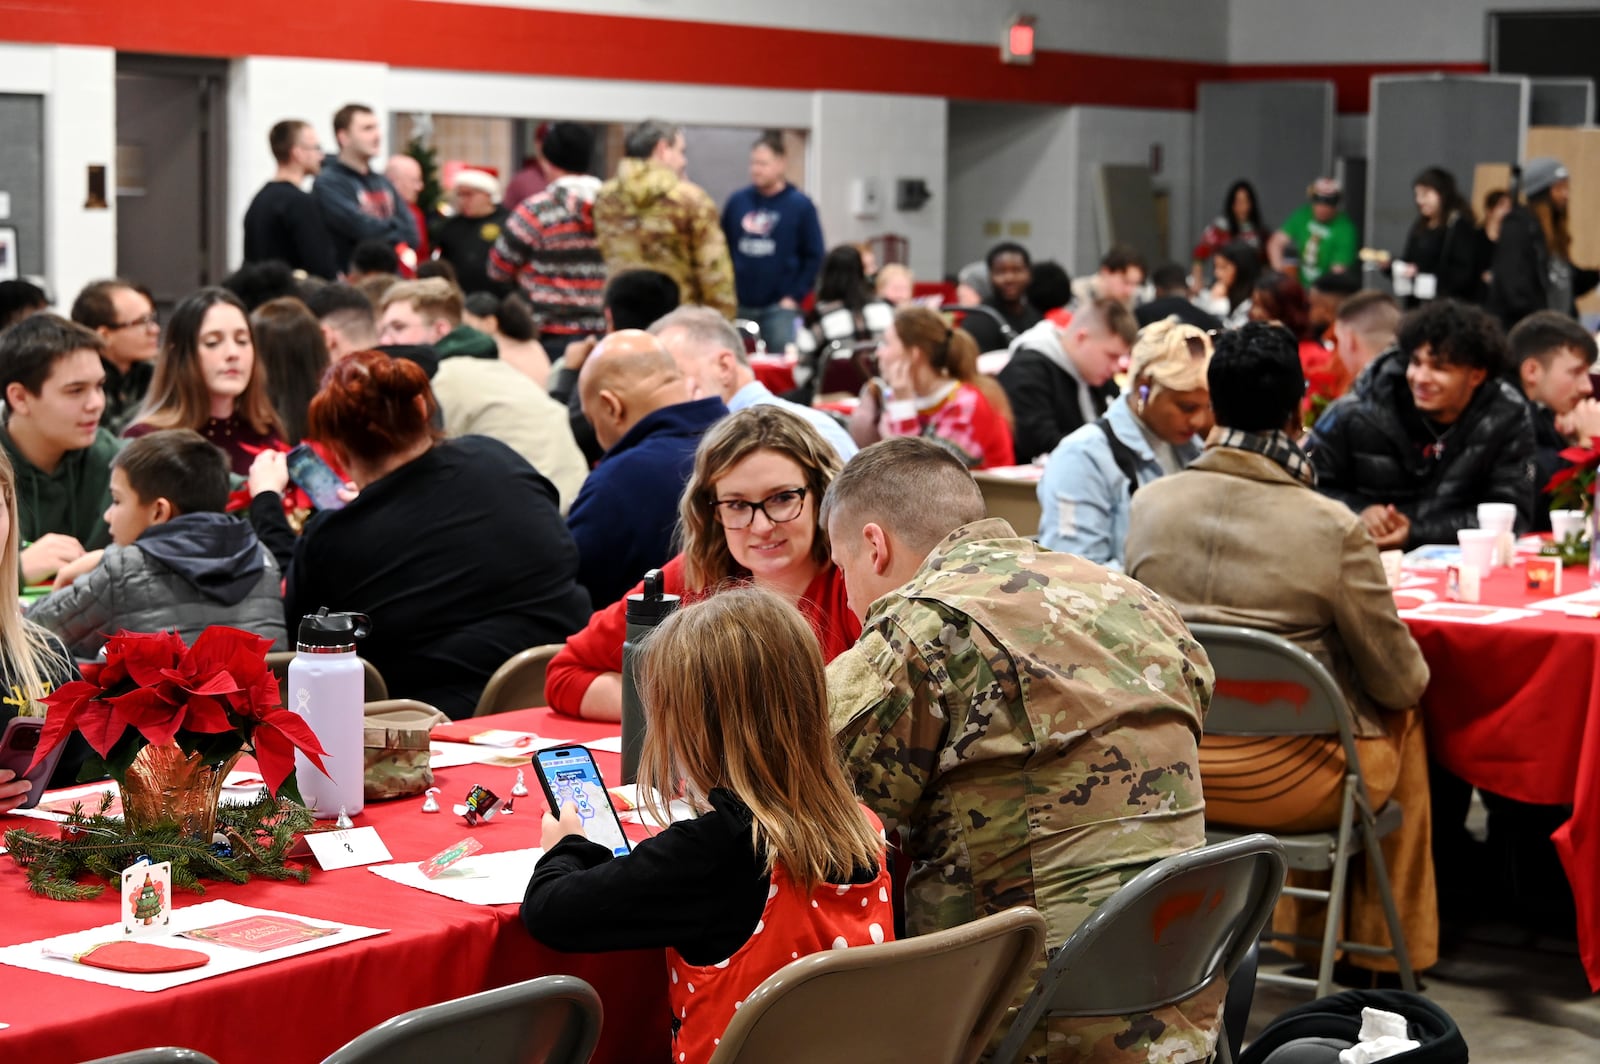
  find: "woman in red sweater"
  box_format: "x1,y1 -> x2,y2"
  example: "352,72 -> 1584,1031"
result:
546,405 -> 861,720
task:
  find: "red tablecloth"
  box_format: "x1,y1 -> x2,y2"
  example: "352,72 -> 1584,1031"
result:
749,357 -> 795,394
1400,562 -> 1600,988
0,709 -> 670,1063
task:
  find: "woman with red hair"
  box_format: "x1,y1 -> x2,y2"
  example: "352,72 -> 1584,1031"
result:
272,350 -> 591,718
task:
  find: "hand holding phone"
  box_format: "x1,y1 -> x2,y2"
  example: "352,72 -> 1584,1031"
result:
0,717 -> 65,812
286,444 -> 348,512
532,744 -> 631,857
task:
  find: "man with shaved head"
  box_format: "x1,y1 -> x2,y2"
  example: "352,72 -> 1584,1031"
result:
822,437 -> 1216,1063
565,329 -> 727,606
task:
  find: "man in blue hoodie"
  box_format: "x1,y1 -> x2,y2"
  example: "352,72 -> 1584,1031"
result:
311,103 -> 419,272
721,131 -> 825,352
566,330 -> 727,607
28,429 -> 287,659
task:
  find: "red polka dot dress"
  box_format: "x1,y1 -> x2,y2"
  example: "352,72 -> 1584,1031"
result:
665,835 -> 894,1063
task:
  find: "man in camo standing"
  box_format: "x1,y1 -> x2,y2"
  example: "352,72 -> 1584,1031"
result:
592,119 -> 736,319
822,437 -> 1219,1064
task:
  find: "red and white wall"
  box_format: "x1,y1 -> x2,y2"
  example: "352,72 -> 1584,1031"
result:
1,0 -> 1593,301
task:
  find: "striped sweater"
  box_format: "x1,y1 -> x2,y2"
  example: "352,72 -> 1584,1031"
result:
488,174 -> 606,337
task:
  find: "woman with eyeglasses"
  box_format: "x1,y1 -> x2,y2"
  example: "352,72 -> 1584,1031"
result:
547,405 -> 860,722
1037,319 -> 1214,569
849,305 -> 1015,470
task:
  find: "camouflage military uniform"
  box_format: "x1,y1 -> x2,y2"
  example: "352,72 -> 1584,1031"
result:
592,159 -> 737,318
828,519 -> 1221,1063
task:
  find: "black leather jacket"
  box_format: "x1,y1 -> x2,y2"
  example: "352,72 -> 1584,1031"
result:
1306,348 -> 1536,547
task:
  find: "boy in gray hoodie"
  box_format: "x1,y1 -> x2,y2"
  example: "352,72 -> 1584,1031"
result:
28,430 -> 287,659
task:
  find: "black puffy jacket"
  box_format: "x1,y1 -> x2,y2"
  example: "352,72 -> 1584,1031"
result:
1306,348 -> 1536,547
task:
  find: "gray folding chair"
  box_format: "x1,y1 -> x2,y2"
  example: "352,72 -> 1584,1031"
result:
473,643 -> 564,716
81,1051 -> 219,1064
1188,623 -> 1417,999
320,974 -> 601,1064
991,834 -> 1284,1064
707,905 -> 1046,1064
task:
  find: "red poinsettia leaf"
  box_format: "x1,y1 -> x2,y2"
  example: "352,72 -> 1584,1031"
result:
30,680 -> 105,767
1547,466 -> 1580,493
179,694 -> 236,735
73,699 -> 129,760
107,630 -> 187,689
1559,446 -> 1599,465
109,687 -> 187,749
164,666 -> 243,700
251,713 -> 327,797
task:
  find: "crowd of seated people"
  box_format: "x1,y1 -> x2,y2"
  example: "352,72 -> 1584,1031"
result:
8,118 -> 1600,1063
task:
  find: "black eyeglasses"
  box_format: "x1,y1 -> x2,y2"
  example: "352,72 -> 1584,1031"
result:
712,487 -> 808,529
109,314 -> 159,331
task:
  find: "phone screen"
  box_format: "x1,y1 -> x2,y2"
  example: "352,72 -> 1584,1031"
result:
286,444 -> 347,512
534,746 -> 631,857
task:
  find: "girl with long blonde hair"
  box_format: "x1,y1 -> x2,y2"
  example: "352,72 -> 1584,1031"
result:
523,586 -> 892,1064
0,447 -> 84,812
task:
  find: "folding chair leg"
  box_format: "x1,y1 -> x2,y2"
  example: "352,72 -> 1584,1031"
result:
1319,776 -> 1359,999
1358,804 -> 1418,992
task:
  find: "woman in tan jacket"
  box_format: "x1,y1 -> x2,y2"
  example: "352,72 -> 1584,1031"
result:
1125,320 -> 1436,984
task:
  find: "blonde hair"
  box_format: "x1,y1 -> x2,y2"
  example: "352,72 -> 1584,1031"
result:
0,449 -> 71,716
875,263 -> 914,297
677,406 -> 842,590
380,277 -> 464,327
637,586 -> 881,892
1130,318 -> 1213,394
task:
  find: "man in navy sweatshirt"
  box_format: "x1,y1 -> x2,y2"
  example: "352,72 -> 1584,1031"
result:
567,330 -> 728,607
311,103 -> 419,272
720,131 -> 825,352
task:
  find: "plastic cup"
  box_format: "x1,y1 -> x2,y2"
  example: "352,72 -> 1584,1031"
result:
1476,503 -> 1516,535
1551,510 -> 1586,544
1457,528 -> 1496,574
1380,550 -> 1404,587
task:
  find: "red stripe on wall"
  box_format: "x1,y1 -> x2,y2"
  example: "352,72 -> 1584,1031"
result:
0,0 -> 1486,113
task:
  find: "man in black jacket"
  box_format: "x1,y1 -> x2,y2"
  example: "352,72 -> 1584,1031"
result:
996,297 -> 1137,464
1307,300 -> 1535,548
1508,310 -> 1600,530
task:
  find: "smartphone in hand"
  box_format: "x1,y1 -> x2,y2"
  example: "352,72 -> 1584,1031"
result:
0,717 -> 65,810
286,444 -> 347,512
532,744 -> 632,857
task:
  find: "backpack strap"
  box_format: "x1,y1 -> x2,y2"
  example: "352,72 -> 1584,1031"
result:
1094,419 -> 1143,497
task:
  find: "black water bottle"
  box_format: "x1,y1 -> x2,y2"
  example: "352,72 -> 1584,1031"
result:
621,569 -> 678,784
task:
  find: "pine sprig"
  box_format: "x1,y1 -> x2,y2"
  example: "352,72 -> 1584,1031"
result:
4,795 -> 318,901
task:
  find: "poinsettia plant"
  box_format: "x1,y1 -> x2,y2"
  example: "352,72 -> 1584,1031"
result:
1544,444 -> 1600,513
29,627 -> 328,804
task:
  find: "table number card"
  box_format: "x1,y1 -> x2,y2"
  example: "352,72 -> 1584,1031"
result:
303,827 -> 392,871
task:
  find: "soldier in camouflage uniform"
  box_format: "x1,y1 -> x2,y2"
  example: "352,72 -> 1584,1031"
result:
821,437 -> 1221,1064
593,119 -> 737,320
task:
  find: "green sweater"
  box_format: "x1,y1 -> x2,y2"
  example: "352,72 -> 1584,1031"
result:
1280,203 -> 1358,284
1,423 -> 121,549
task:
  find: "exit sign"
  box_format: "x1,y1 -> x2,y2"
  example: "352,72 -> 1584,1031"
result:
1003,15 -> 1036,65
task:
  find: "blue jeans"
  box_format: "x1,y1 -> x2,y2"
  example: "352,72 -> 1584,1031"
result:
738,304 -> 801,353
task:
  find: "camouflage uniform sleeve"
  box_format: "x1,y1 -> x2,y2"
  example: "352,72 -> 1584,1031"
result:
689,191 -> 738,319
828,628 -> 949,836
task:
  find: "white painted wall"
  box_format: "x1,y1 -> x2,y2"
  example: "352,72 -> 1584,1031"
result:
225,57 -> 390,270
946,103 -> 1078,275
418,0 -> 1231,60
810,92 -> 947,281
0,43 -> 117,311
947,104 -> 1194,279
1228,0 -> 1595,63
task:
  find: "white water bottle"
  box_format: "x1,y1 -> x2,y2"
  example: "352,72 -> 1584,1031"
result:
288,608 -> 371,819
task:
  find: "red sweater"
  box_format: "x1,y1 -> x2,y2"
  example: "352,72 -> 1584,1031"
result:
879,382 -> 1015,470
545,554 -> 860,717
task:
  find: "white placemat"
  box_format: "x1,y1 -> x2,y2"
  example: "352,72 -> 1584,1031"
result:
1396,601 -> 1540,625
368,847 -> 543,905
0,899 -> 386,991
584,735 -> 624,754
